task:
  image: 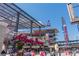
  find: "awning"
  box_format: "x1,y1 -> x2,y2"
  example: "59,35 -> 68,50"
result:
15,34 -> 44,45
0,3 -> 46,29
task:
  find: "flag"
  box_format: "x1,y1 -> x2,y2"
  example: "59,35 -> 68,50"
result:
47,20 -> 51,26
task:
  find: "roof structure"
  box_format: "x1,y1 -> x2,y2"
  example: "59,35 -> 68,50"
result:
27,28 -> 59,36
33,28 -> 59,33
54,40 -> 79,48
0,3 -> 46,30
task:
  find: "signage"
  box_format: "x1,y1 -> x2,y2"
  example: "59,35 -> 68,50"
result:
23,46 -> 30,48
32,46 -> 40,48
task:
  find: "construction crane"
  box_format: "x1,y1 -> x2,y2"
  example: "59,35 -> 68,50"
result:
67,3 -> 79,32
73,4 -> 79,8
73,4 -> 79,32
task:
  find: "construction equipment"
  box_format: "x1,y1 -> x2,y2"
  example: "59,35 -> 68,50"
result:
67,3 -> 79,32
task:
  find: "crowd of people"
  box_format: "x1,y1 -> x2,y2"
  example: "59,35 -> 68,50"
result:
0,33 -> 48,56
1,48 -> 47,56
1,33 -> 79,56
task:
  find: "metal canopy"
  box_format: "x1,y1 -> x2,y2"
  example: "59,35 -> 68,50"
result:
0,3 -> 46,29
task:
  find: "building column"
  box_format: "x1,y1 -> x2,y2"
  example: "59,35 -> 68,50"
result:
30,21 -> 33,36
15,12 -> 20,33
39,26 -> 41,39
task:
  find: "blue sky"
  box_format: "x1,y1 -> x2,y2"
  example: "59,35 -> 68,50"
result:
16,3 -> 79,41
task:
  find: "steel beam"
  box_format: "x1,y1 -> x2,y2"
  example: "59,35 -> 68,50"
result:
30,21 -> 33,36
39,26 -> 41,39
4,3 -> 45,28
14,12 -> 20,32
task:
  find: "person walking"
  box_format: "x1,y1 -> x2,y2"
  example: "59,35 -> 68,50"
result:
31,50 -> 35,56
39,50 -> 46,56
24,49 -> 31,56
1,44 -> 6,56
